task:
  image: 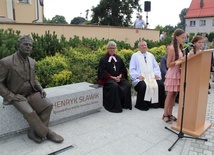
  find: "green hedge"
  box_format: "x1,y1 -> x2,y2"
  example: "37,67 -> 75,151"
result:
0,28 -> 20,59
0,28 -> 168,88
36,45 -> 167,88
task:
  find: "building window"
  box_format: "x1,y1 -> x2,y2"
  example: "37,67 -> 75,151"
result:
212,19 -> 214,26
18,0 -> 30,3
199,20 -> 206,26
190,21 -> 196,27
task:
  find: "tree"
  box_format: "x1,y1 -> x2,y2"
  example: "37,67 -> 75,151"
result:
70,17 -> 86,25
90,0 -> 142,27
154,8 -> 188,38
43,17 -> 48,23
164,25 -> 175,35
154,25 -> 164,31
44,15 -> 68,24
155,25 -> 175,35
177,8 -> 188,30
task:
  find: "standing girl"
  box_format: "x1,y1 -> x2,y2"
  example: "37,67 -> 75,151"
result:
162,29 -> 186,124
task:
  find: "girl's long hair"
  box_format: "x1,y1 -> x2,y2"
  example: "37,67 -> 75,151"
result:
172,29 -> 185,60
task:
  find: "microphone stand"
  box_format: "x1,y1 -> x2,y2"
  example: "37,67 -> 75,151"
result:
164,46 -> 208,151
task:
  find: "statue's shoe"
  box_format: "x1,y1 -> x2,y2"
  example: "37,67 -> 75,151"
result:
27,130 -> 43,143
47,130 -> 64,143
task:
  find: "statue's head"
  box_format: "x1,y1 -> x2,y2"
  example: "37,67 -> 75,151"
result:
17,35 -> 32,44
17,35 -> 33,57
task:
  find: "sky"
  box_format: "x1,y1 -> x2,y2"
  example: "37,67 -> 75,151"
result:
44,0 -> 192,29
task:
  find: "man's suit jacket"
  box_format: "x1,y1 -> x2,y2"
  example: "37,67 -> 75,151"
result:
160,54 -> 168,82
0,52 -> 42,105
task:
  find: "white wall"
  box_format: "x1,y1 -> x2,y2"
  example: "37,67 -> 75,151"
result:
186,17 -> 214,34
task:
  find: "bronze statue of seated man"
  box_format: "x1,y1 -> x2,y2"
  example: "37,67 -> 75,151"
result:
0,35 -> 64,143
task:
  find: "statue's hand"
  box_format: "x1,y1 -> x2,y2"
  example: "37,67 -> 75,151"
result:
40,89 -> 46,98
12,94 -> 27,102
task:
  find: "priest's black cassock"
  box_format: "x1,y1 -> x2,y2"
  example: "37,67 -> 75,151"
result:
98,53 -> 132,113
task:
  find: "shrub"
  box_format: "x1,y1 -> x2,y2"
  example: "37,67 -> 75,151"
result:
0,28 -> 20,59
149,45 -> 166,62
36,53 -> 71,87
0,28 -> 169,88
48,70 -> 73,87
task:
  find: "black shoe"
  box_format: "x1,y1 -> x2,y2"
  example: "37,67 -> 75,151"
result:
150,103 -> 159,109
122,106 -> 132,110
27,130 -> 43,143
47,130 -> 64,143
134,105 -> 149,111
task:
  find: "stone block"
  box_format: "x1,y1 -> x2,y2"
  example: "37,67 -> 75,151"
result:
0,82 -> 103,139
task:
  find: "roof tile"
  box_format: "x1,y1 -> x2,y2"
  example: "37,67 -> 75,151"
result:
186,0 -> 214,18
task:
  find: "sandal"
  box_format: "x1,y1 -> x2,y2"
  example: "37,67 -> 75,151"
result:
169,115 -> 177,121
162,115 -> 172,124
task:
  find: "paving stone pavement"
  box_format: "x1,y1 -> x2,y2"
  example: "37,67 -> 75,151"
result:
186,82 -> 214,155
0,83 -> 213,155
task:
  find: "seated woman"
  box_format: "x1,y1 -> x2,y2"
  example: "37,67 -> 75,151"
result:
97,41 -> 132,113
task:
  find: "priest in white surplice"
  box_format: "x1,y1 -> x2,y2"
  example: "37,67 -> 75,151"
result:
129,41 -> 166,111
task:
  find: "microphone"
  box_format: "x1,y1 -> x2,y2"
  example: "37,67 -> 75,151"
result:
187,42 -> 195,47
182,42 -> 195,53
182,46 -> 189,53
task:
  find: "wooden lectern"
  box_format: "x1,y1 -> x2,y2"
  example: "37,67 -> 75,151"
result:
171,49 -> 213,137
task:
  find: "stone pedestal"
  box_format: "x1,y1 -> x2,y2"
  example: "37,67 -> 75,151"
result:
0,82 -> 103,139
